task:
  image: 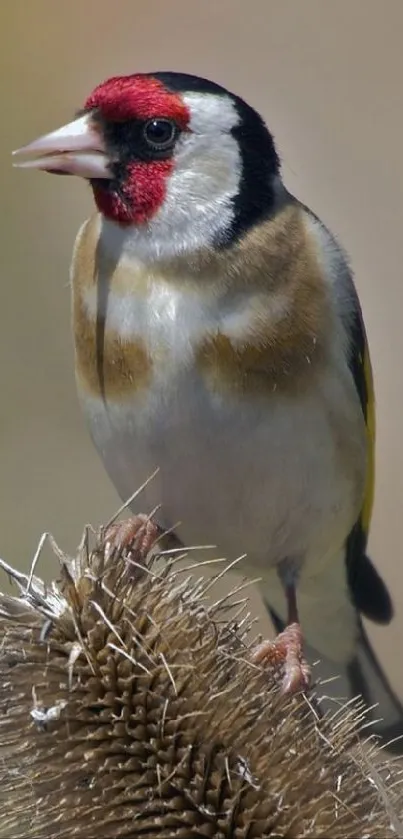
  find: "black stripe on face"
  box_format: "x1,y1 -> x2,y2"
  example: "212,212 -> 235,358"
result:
229,97 -> 280,242
91,112 -> 179,165
153,72 -> 281,244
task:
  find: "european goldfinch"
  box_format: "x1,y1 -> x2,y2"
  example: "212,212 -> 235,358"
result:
13,71 -> 403,740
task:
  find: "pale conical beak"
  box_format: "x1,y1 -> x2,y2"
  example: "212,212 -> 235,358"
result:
12,113 -> 112,179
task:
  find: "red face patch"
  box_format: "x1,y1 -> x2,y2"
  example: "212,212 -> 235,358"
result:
92,159 -> 174,225
84,74 -> 190,128
84,74 -> 190,225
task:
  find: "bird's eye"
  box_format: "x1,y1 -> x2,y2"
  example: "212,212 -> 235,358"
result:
143,118 -> 177,151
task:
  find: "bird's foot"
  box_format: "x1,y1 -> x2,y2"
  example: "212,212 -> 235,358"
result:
102,514 -> 163,566
251,622 -> 311,694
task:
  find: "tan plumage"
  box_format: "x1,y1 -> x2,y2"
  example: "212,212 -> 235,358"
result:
72,217 -> 152,399
72,204 -> 332,398
13,69 -> 403,745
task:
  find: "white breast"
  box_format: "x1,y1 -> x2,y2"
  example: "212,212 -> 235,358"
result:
78,272 -> 367,584
82,274 -> 217,364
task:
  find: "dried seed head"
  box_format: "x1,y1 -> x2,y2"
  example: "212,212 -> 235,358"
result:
0,520 -> 401,838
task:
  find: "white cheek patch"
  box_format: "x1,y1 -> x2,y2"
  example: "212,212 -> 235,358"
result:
163,130 -> 241,218
182,91 -> 241,134
101,93 -> 243,262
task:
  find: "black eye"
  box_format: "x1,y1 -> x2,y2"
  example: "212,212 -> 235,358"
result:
143,118 -> 177,151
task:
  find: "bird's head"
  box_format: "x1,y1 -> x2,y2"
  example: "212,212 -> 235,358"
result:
13,72 -> 280,250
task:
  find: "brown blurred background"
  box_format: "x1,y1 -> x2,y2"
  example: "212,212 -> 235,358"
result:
1,0 -> 403,694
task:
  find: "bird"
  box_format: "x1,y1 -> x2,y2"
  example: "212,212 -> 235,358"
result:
13,71 -> 403,741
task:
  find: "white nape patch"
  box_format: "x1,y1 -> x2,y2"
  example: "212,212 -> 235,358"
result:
303,212 -> 358,360
101,92 -> 243,263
